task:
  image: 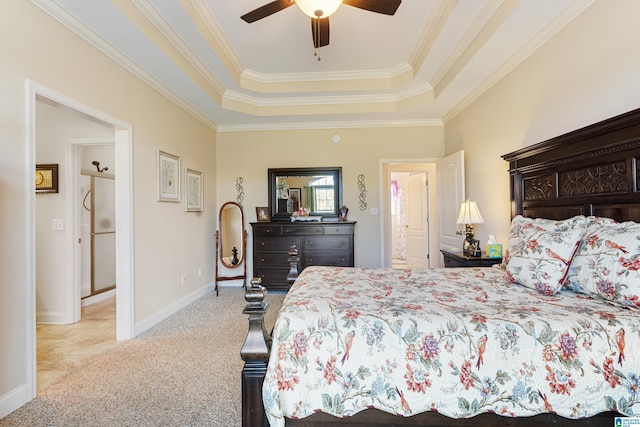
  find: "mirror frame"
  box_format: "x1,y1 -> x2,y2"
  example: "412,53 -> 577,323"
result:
268,167 -> 343,220
218,201 -> 246,269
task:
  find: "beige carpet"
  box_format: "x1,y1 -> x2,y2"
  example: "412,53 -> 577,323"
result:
1,287 -> 285,427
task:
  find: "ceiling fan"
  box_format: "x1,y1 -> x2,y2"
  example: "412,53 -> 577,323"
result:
241,0 -> 402,50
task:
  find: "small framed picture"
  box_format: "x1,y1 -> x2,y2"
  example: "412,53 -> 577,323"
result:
256,207 -> 270,222
35,164 -> 59,193
157,150 -> 180,202
338,205 -> 349,221
185,168 -> 203,212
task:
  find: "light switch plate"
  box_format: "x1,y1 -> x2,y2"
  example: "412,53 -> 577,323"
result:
51,218 -> 64,231
370,207 -> 379,216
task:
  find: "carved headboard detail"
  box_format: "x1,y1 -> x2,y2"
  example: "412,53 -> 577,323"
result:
502,108 -> 640,222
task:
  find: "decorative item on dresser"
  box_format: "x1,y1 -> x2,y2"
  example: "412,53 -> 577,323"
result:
440,248 -> 502,268
251,221 -> 355,290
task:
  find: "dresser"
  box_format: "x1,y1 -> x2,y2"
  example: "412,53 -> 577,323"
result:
251,221 -> 356,290
440,248 -> 502,268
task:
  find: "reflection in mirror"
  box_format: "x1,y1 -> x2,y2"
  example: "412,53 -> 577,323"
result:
269,167 -> 342,220
219,201 -> 244,268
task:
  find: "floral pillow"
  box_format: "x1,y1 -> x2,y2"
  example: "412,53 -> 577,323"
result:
502,215 -> 587,295
565,220 -> 640,309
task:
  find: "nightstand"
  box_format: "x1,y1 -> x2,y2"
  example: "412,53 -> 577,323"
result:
440,249 -> 502,268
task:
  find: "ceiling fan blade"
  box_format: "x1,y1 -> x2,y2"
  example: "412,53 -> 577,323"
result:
343,0 -> 401,15
311,17 -> 330,48
241,0 -> 295,23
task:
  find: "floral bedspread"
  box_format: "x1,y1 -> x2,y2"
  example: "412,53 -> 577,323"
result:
263,266 -> 640,426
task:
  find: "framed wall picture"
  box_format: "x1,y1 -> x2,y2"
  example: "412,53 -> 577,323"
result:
157,150 -> 180,202
256,207 -> 270,222
185,168 -> 203,212
35,164 -> 59,193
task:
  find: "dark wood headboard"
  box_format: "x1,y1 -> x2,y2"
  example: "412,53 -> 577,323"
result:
502,107 -> 640,222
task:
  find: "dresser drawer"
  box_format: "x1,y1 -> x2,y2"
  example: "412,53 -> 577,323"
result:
255,237 -> 301,252
253,267 -> 291,290
304,252 -> 352,267
443,256 -> 466,268
252,225 -> 283,236
254,252 -> 291,267
283,225 -> 323,235
324,225 -> 354,235
304,236 -> 350,251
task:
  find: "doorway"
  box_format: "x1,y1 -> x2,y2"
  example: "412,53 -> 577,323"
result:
80,150 -> 116,302
28,81 -> 134,399
381,162 -> 438,269
390,171 -> 429,269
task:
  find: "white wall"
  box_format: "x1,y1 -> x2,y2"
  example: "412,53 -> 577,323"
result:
216,126 -> 445,273
0,1 -> 216,417
444,0 -> 640,249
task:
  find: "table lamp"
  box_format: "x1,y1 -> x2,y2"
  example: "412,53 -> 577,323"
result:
456,198 -> 484,256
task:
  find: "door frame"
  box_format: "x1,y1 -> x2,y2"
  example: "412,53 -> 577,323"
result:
379,159 -> 439,268
26,81 -> 135,399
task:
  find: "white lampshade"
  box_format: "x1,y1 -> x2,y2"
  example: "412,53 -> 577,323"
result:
456,199 -> 485,225
296,0 -> 343,18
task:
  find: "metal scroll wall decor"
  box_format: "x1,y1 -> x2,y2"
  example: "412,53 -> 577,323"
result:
236,177 -> 245,205
357,174 -> 367,211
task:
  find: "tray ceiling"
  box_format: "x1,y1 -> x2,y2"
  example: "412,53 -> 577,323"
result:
32,0 -> 593,131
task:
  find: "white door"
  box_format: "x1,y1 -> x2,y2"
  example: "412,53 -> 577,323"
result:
405,172 -> 429,268
437,151 -> 465,259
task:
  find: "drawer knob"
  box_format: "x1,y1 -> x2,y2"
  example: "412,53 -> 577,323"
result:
309,258 -> 313,262
261,242 -> 265,246
309,241 -> 313,245
261,258 -> 265,262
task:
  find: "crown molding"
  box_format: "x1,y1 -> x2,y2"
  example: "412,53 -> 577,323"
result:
408,0 -> 457,75
31,0 -> 219,131
133,0 -> 226,98
183,0 -> 245,82
442,0 -> 595,124
216,118 -> 442,133
240,62 -> 414,93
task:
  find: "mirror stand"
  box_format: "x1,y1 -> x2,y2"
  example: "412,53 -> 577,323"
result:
215,201 -> 248,295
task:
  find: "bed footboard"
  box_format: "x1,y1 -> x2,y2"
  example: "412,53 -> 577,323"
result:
241,277 -> 271,427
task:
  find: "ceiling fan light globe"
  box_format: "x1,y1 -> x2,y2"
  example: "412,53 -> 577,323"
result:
296,0 -> 343,18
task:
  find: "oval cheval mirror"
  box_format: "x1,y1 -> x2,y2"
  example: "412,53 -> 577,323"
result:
215,201 -> 247,295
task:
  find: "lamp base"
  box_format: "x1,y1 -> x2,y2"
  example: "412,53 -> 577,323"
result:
463,225 -> 481,256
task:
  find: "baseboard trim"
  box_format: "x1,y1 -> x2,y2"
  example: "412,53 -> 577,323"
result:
133,282 -> 214,336
81,289 -> 116,307
0,384 -> 29,419
36,310 -> 70,324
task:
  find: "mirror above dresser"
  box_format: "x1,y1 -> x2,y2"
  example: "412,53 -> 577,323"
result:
268,167 -> 342,221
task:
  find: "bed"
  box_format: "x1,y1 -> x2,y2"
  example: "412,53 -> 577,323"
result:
241,106 -> 640,427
